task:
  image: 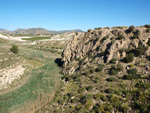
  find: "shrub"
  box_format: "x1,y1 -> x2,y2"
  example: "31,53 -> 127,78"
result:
100,94 -> 107,101
146,28 -> 150,33
105,88 -> 114,93
93,94 -> 100,100
129,63 -> 134,67
10,45 -> 19,54
125,53 -> 134,63
122,74 -> 140,80
104,27 -> 110,29
95,64 -> 104,72
109,66 -> 118,75
144,24 -> 150,28
127,68 -> 137,75
129,25 -> 135,32
88,29 -> 92,32
135,45 -> 148,56
100,50 -> 106,56
119,48 -> 125,53
117,35 -> 125,40
106,77 -> 117,82
131,34 -> 138,39
117,63 -> 124,71
110,58 -> 117,64
86,86 -> 93,91
75,32 -> 78,36
98,27 -> 102,30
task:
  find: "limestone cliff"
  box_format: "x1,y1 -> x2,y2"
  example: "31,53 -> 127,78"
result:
62,27 -> 150,74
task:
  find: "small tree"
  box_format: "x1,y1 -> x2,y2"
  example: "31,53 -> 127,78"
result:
10,45 -> 19,54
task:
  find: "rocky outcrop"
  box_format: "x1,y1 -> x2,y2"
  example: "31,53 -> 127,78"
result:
62,27 -> 150,75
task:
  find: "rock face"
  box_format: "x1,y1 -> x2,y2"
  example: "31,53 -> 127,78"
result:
62,27 -> 150,75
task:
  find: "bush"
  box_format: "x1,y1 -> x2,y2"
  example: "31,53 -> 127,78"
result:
131,34 -> 138,39
109,66 -> 118,75
122,74 -> 140,80
129,25 -> 135,32
144,24 -> 150,28
135,45 -> 148,56
125,53 -> 134,63
117,63 -> 124,71
117,35 -> 125,40
104,27 -> 110,29
146,28 -> 150,33
10,45 -> 19,54
88,29 -> 92,32
98,27 -> 102,30
127,68 -> 137,75
86,86 -> 93,91
95,64 -> 104,72
119,48 -> 125,53
106,77 -> 117,82
110,58 -> 117,64
100,50 -> 106,56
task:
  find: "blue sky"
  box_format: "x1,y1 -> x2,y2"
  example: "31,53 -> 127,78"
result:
0,0 -> 150,31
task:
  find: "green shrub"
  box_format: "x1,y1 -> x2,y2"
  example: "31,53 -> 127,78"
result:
110,58 -> 117,64
131,34 -> 138,39
106,77 -> 117,82
146,28 -> 150,33
125,53 -> 134,63
144,24 -> 150,28
86,86 -> 93,91
10,45 -> 19,54
135,81 -> 149,89
104,27 -> 110,29
105,88 -> 114,93
100,50 -> 106,56
135,45 -> 148,56
117,35 -> 125,40
88,29 -> 92,32
117,63 -> 124,71
75,32 -> 78,36
98,27 -> 102,30
78,87 -> 86,93
109,66 -> 118,75
127,68 -> 137,75
93,94 -> 100,100
119,48 -> 125,53
100,94 -> 107,101
95,64 -> 104,72
101,35 -> 109,43
122,74 -> 140,80
129,25 -> 135,32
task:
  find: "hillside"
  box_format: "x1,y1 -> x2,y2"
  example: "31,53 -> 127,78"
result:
0,28 -> 83,35
37,25 -> 150,113
62,26 -> 150,74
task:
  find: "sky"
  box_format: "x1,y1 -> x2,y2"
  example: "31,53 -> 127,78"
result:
0,0 -> 150,31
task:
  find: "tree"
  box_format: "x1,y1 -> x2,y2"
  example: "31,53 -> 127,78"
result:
10,45 -> 19,54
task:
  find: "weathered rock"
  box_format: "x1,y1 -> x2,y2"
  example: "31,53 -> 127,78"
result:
62,27 -> 150,75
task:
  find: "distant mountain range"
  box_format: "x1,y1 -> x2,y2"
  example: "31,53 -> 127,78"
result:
0,28 -> 83,35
